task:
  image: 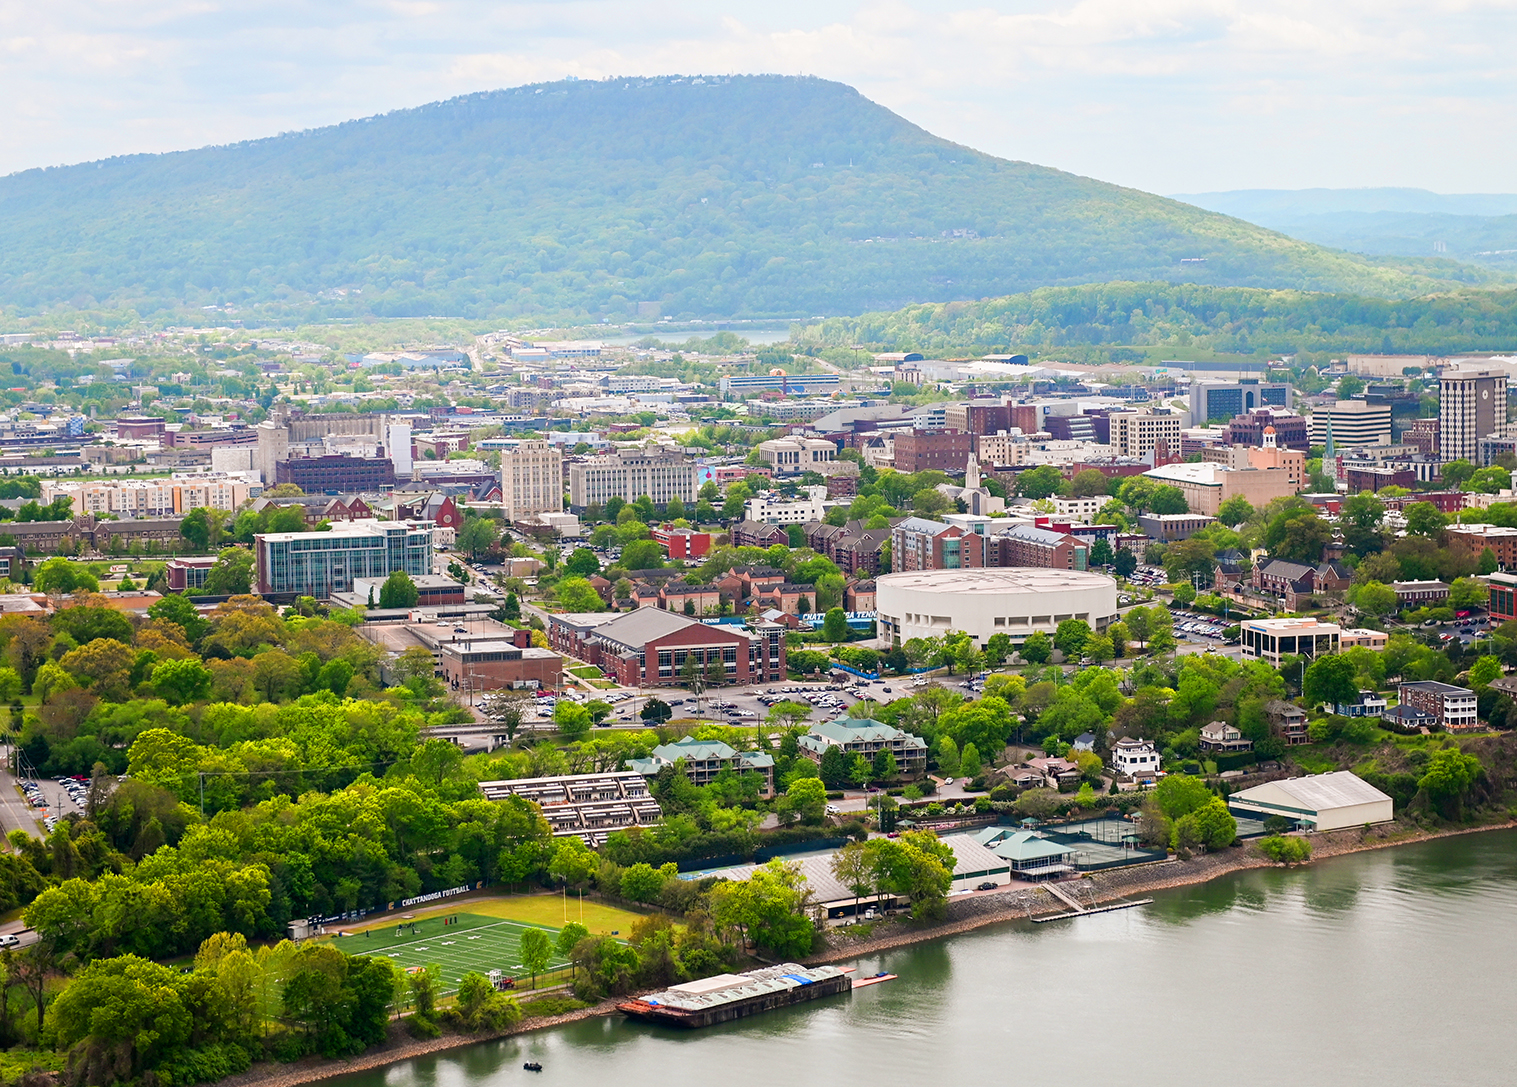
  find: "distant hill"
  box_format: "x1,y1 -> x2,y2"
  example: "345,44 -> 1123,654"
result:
1173,188 -> 1517,268
0,77 -> 1503,323
796,281 -> 1517,360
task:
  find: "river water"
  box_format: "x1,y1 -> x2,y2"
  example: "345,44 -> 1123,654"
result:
338,832 -> 1517,1087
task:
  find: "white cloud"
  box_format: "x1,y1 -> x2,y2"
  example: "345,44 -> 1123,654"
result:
0,0 -> 1511,191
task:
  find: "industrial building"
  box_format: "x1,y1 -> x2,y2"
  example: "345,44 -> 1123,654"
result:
1227,772 -> 1394,831
876,567 -> 1119,649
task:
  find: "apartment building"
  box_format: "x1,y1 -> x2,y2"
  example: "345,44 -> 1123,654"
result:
496,439 -> 563,521
977,432 -> 1029,466
568,448 -> 698,509
43,475 -> 263,517
1398,680 -> 1480,732
798,717 -> 927,777
892,429 -> 974,473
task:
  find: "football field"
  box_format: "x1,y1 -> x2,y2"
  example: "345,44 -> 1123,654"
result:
342,912 -> 572,993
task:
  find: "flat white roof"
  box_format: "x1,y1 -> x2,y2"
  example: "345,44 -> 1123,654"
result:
876,569 -> 1117,595
1241,617 -> 1342,633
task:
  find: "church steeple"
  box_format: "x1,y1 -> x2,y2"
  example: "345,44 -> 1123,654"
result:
965,452 -> 981,492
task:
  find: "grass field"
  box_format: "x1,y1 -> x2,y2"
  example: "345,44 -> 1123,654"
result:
339,912 -> 573,994
333,895 -> 645,994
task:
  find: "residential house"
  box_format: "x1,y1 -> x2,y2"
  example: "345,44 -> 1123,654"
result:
1264,699 -> 1310,745
1027,756 -> 1082,790
1335,690 -> 1388,718
1198,721 -> 1253,753
1112,738 -> 1161,780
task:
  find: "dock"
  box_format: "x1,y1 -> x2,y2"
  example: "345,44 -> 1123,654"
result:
850,973 -> 897,989
1032,894 -> 1153,923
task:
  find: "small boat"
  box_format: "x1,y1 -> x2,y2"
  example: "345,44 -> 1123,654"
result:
523,1062 -> 543,1073
850,972 -> 897,989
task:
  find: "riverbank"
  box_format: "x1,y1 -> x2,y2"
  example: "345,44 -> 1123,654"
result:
214,816 -> 1515,1087
215,1000 -> 625,1087
809,815 -> 1517,964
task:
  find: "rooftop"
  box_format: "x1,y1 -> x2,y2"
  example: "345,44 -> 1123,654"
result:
1233,771 -> 1392,811
876,568 -> 1117,595
1241,617 -> 1342,633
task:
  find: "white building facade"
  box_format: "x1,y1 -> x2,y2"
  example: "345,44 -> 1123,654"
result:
876,568 -> 1119,649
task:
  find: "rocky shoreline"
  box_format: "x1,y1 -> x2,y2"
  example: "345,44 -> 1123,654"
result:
216,817 -> 1514,1087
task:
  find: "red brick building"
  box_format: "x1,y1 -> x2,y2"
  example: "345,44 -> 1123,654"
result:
547,609 -> 785,686
652,525 -> 712,559
892,429 -> 973,473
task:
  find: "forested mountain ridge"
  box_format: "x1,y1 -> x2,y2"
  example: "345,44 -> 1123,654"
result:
0,75 -> 1502,322
795,281 -> 1517,359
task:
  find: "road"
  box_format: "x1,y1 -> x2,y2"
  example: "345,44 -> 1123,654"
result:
0,748 -> 47,839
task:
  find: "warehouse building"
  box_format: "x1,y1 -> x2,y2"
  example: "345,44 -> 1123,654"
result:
1227,772 -> 1393,831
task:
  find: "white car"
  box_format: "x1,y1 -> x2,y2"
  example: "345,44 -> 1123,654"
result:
941,777 -> 954,786
825,804 -> 840,814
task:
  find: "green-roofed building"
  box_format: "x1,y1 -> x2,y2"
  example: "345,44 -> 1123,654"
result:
626,735 -> 776,798
797,717 -> 927,778
987,831 -> 1076,880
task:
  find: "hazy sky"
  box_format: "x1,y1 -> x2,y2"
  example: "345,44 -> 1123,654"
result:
3,0 -> 1515,195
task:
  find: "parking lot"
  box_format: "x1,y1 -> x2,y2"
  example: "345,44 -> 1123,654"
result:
20,774 -> 90,833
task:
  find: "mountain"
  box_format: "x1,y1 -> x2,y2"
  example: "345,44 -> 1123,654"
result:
0,76 -> 1503,323
1172,188 -> 1517,268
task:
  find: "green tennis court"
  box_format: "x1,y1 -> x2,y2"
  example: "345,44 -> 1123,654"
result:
339,912 -> 572,993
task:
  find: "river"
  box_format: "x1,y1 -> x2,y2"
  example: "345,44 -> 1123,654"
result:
337,831 -> 1517,1087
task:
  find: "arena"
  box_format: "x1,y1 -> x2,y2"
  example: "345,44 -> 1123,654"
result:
876,568 -> 1121,648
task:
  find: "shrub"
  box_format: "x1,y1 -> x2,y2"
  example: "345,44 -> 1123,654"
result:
1258,835 -> 1312,864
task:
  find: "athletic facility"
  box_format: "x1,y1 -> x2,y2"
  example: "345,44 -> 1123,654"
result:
344,912 -> 573,993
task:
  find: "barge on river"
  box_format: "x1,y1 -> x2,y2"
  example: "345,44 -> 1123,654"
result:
617,964 -> 853,1028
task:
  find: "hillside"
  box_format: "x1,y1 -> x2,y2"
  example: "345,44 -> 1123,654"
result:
795,281 -> 1517,359
1172,188 -> 1517,269
0,76 -> 1503,323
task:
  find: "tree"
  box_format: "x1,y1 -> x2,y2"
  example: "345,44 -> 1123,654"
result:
1449,576 -> 1489,611
1304,653 -> 1359,710
1172,582 -> 1196,606
1217,495 -> 1254,525
1053,619 -> 1091,658
831,841 -> 875,916
565,548 -> 600,577
872,747 -> 899,781
1020,630 -> 1051,664
822,607 -> 850,642
34,558 -> 98,595
203,548 -> 254,595
457,516 -> 499,558
148,592 -> 208,642
1152,773 -> 1212,820
1089,537 -> 1114,566
1265,509 -> 1332,563
1468,655 -> 1503,689
1164,537 -> 1217,584
640,698 -> 672,724
1479,547 -> 1500,575
1418,747 -> 1482,816
778,776 -> 827,824
554,701 -> 592,739
1442,459 -> 1478,488
959,742 -> 982,778
618,862 -> 666,903
379,569 -> 420,609
555,577 -> 603,612
1016,465 -> 1065,499
1351,580 -> 1397,617
1403,502 -> 1448,538
819,745 -> 850,788
1113,547 -> 1138,578
1148,485 -> 1190,515
149,657 -> 212,706
621,540 -> 665,571
503,591 -> 521,620
518,928 -> 553,989
1069,469 -> 1110,497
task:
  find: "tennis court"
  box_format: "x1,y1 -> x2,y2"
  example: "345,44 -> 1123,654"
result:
339,912 -> 572,994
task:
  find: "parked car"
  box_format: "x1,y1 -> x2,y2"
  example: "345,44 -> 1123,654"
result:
976,882 -> 999,892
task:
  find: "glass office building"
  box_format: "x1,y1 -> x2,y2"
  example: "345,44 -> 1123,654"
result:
255,521 -> 433,597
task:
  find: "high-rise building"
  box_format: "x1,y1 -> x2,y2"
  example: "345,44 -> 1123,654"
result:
1109,407 -> 1182,460
1440,369 -> 1508,463
1309,400 -> 1393,449
497,440 -> 563,521
1190,380 -> 1293,425
567,448 -> 698,510
255,520 -> 433,597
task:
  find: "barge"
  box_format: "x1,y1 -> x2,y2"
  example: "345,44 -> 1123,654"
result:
617,964 -> 853,1028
